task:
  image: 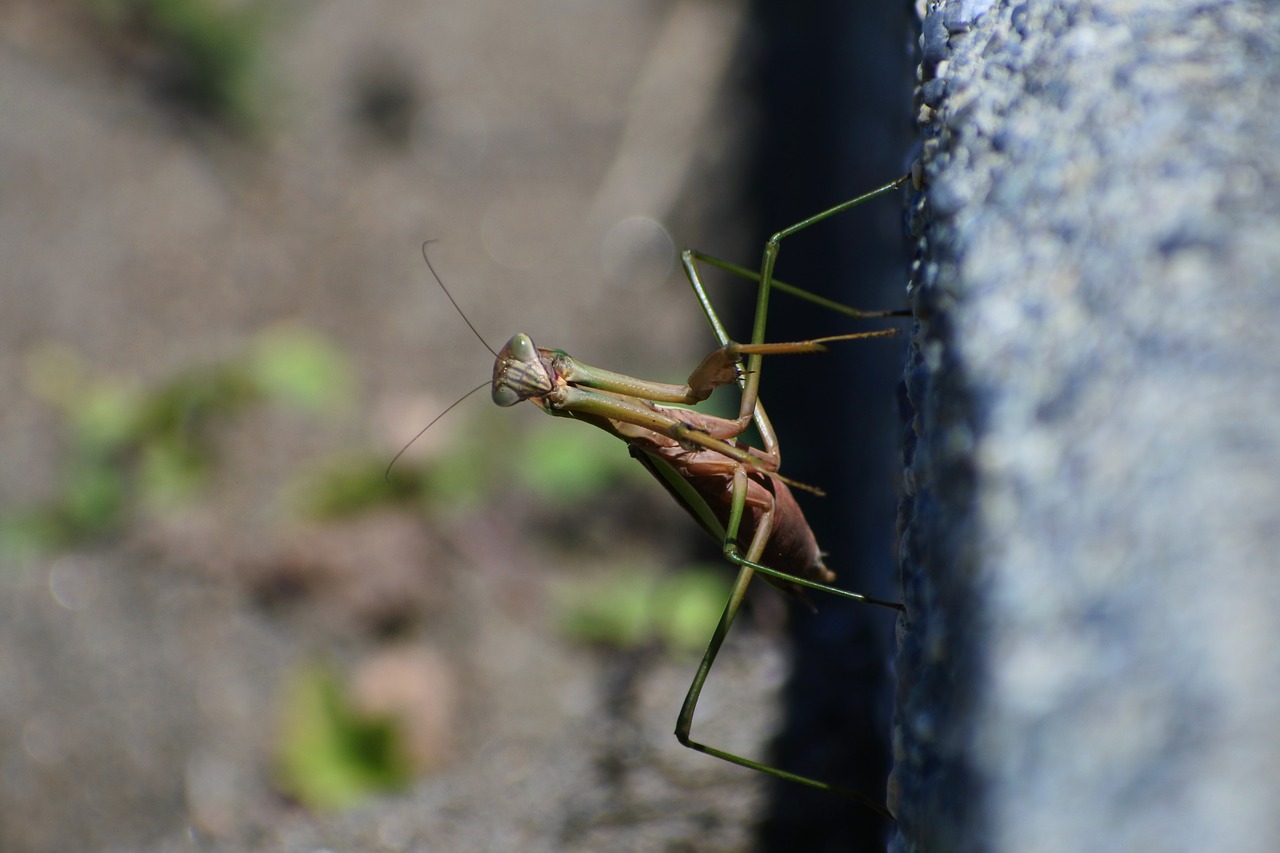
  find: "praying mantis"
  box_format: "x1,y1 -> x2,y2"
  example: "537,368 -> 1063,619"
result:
423,172 -> 911,818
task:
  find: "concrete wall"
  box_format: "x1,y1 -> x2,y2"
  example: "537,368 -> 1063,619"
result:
895,2 -> 1280,851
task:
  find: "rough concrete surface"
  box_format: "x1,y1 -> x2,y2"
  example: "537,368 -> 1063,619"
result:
896,1 -> 1280,852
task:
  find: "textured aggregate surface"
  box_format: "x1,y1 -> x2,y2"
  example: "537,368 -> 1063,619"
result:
896,1 -> 1280,851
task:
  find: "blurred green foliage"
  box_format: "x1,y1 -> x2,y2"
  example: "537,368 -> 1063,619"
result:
2,326 -> 350,554
274,663 -> 413,811
514,423 -> 639,504
249,325 -> 354,412
292,451 -> 433,520
85,0 -> 273,128
3,318 -> 668,556
553,565 -> 729,654
296,410 -> 644,521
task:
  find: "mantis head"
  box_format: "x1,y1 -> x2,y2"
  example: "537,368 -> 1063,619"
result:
492,333 -> 554,407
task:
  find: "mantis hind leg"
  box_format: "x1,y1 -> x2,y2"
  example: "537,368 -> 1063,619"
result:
672,178 -> 911,815
673,470 -> 897,818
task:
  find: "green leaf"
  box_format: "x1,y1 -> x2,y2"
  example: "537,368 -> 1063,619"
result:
554,569 -> 658,648
62,458 -> 129,533
553,565 -> 728,653
250,325 -> 353,412
514,424 -> 634,504
70,383 -> 143,454
274,664 -> 413,811
291,452 -> 426,519
86,0 -> 272,129
652,567 -> 730,654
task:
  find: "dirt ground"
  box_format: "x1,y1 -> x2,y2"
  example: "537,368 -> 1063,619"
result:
0,1 -> 819,850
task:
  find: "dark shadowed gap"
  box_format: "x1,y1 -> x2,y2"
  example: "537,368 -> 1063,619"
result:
740,1 -> 913,850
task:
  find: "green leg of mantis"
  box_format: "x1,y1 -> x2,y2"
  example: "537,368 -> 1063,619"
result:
671,173 -> 910,816
675,469 -> 900,819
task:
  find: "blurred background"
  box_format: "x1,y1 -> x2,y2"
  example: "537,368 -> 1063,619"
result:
0,1 -> 911,850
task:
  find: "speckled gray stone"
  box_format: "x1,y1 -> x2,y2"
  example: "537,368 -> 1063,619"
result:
894,1 -> 1280,852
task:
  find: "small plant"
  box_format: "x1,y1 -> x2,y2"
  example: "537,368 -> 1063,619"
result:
553,565 -> 730,654
86,0 -> 273,128
2,326 -> 350,554
274,663 -> 414,810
